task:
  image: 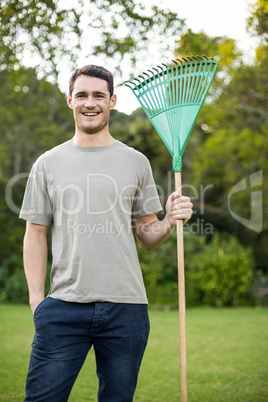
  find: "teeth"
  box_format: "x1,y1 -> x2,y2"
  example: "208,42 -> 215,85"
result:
83,112 -> 98,116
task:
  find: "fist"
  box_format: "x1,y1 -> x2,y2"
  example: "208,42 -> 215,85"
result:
166,192 -> 193,226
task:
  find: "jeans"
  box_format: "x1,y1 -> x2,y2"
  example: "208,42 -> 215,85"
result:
25,298 -> 150,402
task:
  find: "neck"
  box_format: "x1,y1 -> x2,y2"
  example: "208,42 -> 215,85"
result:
71,130 -> 115,147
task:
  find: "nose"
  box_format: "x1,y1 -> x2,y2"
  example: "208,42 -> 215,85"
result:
84,96 -> 96,108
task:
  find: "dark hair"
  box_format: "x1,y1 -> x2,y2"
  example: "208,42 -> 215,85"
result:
69,65 -> 114,97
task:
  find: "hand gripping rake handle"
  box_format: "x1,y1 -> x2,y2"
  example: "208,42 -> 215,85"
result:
175,170 -> 187,402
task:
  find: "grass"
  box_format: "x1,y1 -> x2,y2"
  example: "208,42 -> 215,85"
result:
0,305 -> 267,401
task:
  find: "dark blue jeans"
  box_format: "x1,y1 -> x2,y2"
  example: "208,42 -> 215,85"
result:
25,298 -> 150,402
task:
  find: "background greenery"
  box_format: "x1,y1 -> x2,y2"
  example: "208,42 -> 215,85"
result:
0,0 -> 267,307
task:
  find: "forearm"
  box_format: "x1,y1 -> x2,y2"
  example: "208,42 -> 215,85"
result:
136,216 -> 175,251
134,193 -> 193,252
23,225 -> 48,310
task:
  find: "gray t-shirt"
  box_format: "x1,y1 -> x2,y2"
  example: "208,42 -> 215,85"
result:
20,140 -> 162,304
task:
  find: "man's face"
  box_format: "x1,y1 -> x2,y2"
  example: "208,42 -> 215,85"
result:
67,75 -> 116,135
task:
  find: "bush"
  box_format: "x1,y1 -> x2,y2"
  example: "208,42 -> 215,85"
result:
253,272 -> 268,306
186,233 -> 254,307
138,231 -> 256,307
0,254 -> 27,303
145,283 -> 178,306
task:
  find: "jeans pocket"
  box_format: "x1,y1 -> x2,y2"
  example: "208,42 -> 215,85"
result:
33,297 -> 50,320
141,304 -> 150,332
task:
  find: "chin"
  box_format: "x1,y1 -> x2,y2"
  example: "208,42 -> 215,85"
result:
78,122 -> 108,135
79,126 -> 101,135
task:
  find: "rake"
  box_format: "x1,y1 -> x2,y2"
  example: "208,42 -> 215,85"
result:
125,55 -> 218,401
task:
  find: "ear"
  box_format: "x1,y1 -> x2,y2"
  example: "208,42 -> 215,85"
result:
110,94 -> 117,110
67,94 -> 73,109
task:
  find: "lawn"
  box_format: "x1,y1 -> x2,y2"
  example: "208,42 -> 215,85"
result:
0,305 -> 267,401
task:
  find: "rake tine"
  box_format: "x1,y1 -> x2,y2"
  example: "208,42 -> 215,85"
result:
181,58 -> 189,103
176,58 -> 183,65
159,63 -> 172,108
188,57 -> 200,103
137,74 -> 145,81
172,59 -> 180,66
154,66 -> 169,112
125,83 -> 133,89
153,66 -> 161,74
141,71 -> 161,114
172,61 -> 180,105
185,57 -> 196,103
152,67 -> 166,111
142,71 -> 150,78
193,56 -> 206,102
197,58 -> 215,103
195,56 -> 210,103
148,69 -> 162,112
169,62 -> 176,107
131,77 -> 142,90
192,57 -> 207,103
133,76 -> 142,84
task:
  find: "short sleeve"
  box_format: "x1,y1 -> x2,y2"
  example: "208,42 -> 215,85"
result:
19,159 -> 53,226
131,158 -> 163,218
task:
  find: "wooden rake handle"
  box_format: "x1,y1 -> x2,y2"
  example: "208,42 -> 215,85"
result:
175,171 -> 187,402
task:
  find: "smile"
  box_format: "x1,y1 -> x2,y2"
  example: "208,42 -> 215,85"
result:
82,112 -> 99,116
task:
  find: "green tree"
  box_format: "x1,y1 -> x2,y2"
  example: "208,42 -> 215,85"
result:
110,108 -> 169,170
0,0 -> 184,79
247,0 -> 268,40
175,29 -> 242,91
0,66 -> 74,178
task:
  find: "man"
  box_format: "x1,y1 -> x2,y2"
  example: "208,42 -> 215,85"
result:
20,65 -> 193,401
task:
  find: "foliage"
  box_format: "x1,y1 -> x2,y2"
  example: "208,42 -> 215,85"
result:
186,233 -> 254,307
0,0 -> 184,79
247,0 -> 268,41
0,0 -> 82,76
137,230 -> 256,307
0,179 -> 52,303
0,66 -> 74,177
110,109 -> 169,170
175,29 -> 242,90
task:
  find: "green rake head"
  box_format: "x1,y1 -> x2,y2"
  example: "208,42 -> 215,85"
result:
125,55 -> 218,172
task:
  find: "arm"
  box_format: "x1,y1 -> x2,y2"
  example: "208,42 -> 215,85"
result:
133,192 -> 193,252
23,221 -> 49,314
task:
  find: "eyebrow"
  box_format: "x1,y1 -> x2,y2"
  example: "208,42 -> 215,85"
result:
74,91 -> 107,97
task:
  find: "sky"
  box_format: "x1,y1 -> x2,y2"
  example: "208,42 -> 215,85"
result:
114,0 -> 259,114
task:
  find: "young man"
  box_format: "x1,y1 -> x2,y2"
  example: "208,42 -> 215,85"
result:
20,65 -> 193,401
